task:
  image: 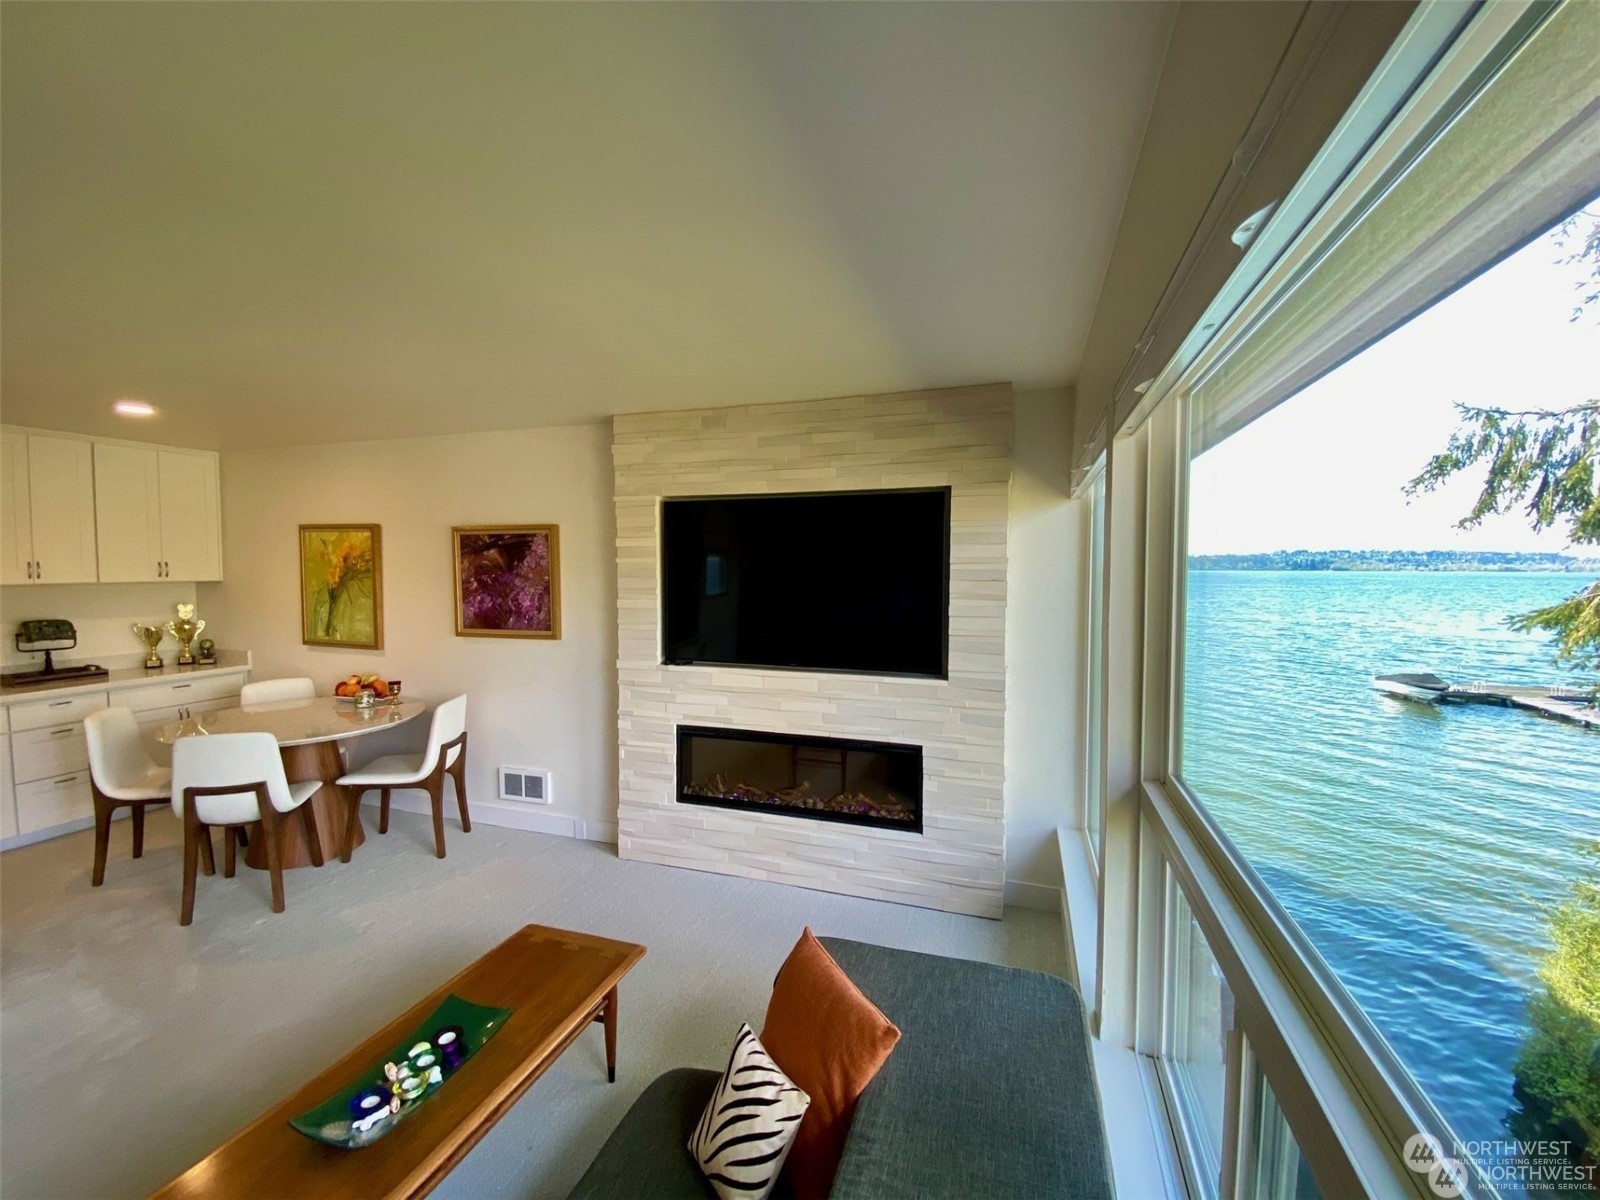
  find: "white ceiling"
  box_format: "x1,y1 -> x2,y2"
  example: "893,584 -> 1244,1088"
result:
1,2 -> 1171,450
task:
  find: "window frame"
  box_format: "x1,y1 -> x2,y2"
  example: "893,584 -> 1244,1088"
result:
1078,3 -> 1593,1195
1082,457 -> 1108,876
1068,4 -> 1593,1196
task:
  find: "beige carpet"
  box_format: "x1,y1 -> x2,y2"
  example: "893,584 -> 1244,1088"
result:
0,808 -> 1065,1200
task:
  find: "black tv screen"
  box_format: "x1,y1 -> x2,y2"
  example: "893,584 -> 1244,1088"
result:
662,489 -> 950,677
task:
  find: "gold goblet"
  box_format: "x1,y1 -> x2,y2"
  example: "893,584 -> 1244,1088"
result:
163,604 -> 206,667
132,623 -> 166,670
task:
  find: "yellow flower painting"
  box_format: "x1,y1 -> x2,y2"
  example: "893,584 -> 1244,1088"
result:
299,525 -> 383,649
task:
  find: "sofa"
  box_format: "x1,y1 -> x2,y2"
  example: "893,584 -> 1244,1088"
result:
569,937 -> 1113,1200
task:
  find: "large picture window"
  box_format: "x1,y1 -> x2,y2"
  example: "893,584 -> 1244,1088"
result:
1178,203 -> 1600,1195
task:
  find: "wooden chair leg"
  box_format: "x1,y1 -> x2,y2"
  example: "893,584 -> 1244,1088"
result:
342,788 -> 364,864
91,795 -> 114,887
197,825 -> 216,877
259,804 -> 286,914
223,827 -> 237,878
132,804 -> 146,859
429,777 -> 446,859
451,761 -> 471,833
300,802 -> 324,868
180,806 -> 200,926
378,788 -> 391,834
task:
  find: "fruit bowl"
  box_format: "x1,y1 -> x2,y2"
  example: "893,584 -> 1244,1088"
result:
333,673 -> 392,701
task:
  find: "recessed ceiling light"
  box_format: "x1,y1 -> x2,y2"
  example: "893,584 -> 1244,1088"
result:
113,399 -> 157,418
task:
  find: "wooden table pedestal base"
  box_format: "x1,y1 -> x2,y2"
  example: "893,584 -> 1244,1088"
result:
243,740 -> 364,871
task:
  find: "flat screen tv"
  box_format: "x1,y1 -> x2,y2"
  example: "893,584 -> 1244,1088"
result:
662,488 -> 950,678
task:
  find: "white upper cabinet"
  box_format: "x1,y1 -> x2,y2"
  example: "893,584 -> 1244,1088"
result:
1,428 -> 224,587
0,432 -> 98,585
0,431 -> 33,585
92,442 -> 222,582
157,450 -> 221,581
93,443 -> 162,582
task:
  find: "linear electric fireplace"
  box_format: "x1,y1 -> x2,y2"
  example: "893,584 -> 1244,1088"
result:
677,725 -> 922,834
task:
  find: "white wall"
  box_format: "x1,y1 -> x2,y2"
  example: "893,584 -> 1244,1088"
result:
192,395 -> 1078,901
0,581 -> 199,670
198,422 -> 618,840
1005,387 -> 1083,901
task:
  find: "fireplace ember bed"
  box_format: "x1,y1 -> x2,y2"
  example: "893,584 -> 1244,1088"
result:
676,725 -> 922,834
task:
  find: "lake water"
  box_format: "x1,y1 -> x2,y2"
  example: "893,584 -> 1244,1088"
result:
1181,570 -> 1600,1194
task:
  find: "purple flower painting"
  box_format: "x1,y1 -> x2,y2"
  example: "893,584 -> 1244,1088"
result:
453,526 -> 561,639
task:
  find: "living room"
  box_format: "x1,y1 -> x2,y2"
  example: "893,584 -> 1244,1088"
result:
5,3 -> 1595,1199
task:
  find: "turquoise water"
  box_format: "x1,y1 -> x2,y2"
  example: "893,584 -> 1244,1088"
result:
1181,571 -> 1600,1184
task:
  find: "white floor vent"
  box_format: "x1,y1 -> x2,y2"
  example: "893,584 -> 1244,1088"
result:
498,767 -> 553,804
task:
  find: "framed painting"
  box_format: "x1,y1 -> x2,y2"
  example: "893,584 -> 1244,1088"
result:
299,525 -> 384,650
453,525 -> 561,639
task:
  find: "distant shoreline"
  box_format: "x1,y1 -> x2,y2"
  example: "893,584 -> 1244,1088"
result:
1188,550 -> 1600,572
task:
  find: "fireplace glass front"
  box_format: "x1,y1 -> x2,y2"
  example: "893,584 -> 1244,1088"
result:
676,725 -> 922,834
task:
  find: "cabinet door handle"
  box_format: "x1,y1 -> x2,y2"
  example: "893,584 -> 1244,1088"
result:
173,684 -> 192,690
26,561 -> 33,580
34,561 -> 41,579
48,700 -> 72,708
55,774 -> 79,785
50,728 -> 74,737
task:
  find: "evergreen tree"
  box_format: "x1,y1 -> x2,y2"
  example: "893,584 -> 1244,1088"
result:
1405,209 -> 1600,682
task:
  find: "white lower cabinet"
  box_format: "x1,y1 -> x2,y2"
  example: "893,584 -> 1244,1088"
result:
121,675 -> 244,715
10,691 -> 107,731
0,718 -> 15,840
2,669 -> 247,844
8,692 -> 105,836
15,772 -> 93,835
12,723 -> 90,783
138,697 -> 236,766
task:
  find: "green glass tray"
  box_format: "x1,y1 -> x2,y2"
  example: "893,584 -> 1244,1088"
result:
289,993 -> 513,1149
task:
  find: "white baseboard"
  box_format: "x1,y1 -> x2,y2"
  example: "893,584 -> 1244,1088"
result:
363,793 -> 617,844
0,809 -> 130,854
1003,876 -> 1062,912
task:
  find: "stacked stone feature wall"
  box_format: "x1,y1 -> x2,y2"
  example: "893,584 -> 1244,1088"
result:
613,384 -> 1011,918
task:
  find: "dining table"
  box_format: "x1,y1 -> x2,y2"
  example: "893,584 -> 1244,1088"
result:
157,696 -> 428,870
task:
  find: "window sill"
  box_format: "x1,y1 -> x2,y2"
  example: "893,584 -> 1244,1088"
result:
1059,824 -> 1185,1200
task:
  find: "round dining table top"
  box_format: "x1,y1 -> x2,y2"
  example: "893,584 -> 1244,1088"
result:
156,696 -> 428,747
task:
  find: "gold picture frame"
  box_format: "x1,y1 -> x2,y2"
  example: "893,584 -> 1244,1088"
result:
299,524 -> 384,650
452,525 -> 561,639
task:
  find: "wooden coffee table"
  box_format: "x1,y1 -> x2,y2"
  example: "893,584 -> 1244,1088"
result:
149,925 -> 646,1200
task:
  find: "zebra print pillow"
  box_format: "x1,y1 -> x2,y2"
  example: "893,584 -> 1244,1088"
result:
689,1023 -> 811,1200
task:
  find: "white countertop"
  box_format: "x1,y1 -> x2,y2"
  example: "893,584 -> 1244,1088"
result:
0,651 -> 251,705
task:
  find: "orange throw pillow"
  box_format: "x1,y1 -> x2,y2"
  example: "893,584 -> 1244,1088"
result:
760,929 -> 901,1199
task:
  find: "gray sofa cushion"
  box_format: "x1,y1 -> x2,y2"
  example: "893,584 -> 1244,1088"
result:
568,1067 -> 800,1200
567,1068 -> 720,1200
819,938 -> 1111,1200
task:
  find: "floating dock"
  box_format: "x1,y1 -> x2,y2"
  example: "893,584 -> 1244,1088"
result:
1373,672 -> 1600,730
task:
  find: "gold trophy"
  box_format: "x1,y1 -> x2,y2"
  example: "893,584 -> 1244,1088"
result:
132,623 -> 166,670
163,604 -> 206,667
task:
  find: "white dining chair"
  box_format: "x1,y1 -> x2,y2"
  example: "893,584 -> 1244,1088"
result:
239,676 -> 316,705
170,732 -> 322,925
337,695 -> 469,861
84,706 -> 175,887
